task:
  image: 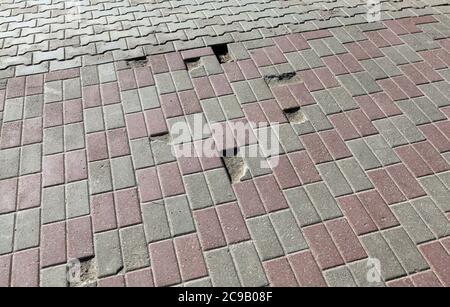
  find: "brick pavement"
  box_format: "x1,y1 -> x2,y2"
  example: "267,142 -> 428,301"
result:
1,0 -> 450,287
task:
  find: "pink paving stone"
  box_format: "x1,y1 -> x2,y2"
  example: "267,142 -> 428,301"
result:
303,223 -> 345,270
249,48 -> 272,67
346,109 -> 378,137
323,55 -> 349,76
150,240 -> 181,287
243,103 -> 268,127
173,143 -> 202,175
289,83 -> 315,106
298,70 -> 324,92
98,275 -> 126,287
134,66 -> 155,88
286,33 -> 310,50
355,95 -> 385,120
288,151 -> 321,185
82,85 -> 101,108
0,120 -> 22,149
435,121 -> 450,141
145,108 -> 168,137
358,190 -> 399,229
114,188 -> 142,227
325,218 -> 367,263
237,59 -> 261,80
181,47 -> 214,60
435,49 -> 450,67
0,178 -> 17,213
384,19 -> 410,35
314,67 -> 340,89
87,132 -> 108,161
319,130 -> 352,160
64,99 -> 83,124
386,164 -> 426,200
396,145 -> 434,177
420,124 -> 450,153
100,82 -> 121,105
67,216 -> 94,260
43,154 -> 64,187
400,65 -> 428,85
194,207 -> 227,251
44,102 -> 63,128
273,36 -> 297,53
378,29 -> 404,46
359,39 -> 385,58
174,233 -> 208,281
263,257 -> 299,287
91,192 -> 117,233
17,174 -> 41,210
337,195 -> 378,235
136,167 -> 162,202
160,92 -> 183,118
216,202 -> 250,244
253,175 -> 289,213
419,50 -> 448,70
40,221 -> 66,268
125,268 -> 154,287
178,89 -> 202,115
419,241 -> 450,286
209,74 -> 234,96
264,45 -> 287,64
165,52 -> 186,71
6,76 -> 25,99
25,74 -> 44,96
192,76 -> 215,100
367,169 -> 406,205
412,15 -> 438,25
300,133 -> 333,164
0,89 -> 5,111
65,149 -> 88,183
149,54 -> 169,74
329,113 -> 360,141
210,122 -> 236,152
230,118 -> 257,147
387,277 -> 414,287
392,75 -> 423,98
11,248 -> 39,287
157,162 -> 185,198
378,78 -> 408,101
193,138 -> 223,171
365,30 -> 391,48
0,255 -> 11,287
22,117 -> 43,145
259,100 -> 288,123
45,68 -> 80,82
272,85 -> 300,110
107,128 -> 130,158
233,180 -> 266,218
338,53 -> 364,73
411,270 -> 443,287
302,29 -> 332,41
117,69 -> 137,91
344,42 -> 371,61
287,250 -> 327,287
222,62 -> 245,82
371,92 -> 402,117
414,62 -> 443,83
125,112 -> 148,140
269,155 -> 301,190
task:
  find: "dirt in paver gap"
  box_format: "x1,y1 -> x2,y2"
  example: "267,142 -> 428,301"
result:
125,56 -> 148,68
222,148 -> 248,183
69,258 -> 100,287
284,107 -> 308,124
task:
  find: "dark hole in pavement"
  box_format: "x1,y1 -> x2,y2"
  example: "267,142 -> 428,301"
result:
184,57 -> 202,71
211,44 -> 232,63
126,55 -> 148,68
284,106 -> 307,124
221,148 -> 247,184
264,71 -> 300,87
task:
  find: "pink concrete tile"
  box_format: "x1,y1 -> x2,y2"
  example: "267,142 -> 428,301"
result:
288,250 -> 327,287
253,175 -> 289,213
371,92 -> 402,117
157,162 -> 185,198
25,74 -> 44,96
344,42 -> 371,61
160,92 -> 183,118
378,29 -> 404,46
192,76 -> 215,100
400,64 -> 428,85
114,188 -> 142,227
134,66 -> 154,87
386,164 -> 426,200
0,121 -> 22,149
216,202 -> 250,244
6,77 -> 25,99
87,132 -> 108,161
0,178 -> 17,213
11,248 -> 39,287
149,54 -> 169,74
136,167 -> 162,202
264,46 -> 287,64
178,89 -> 202,115
411,270 -> 443,287
259,99 -> 288,124
125,268 -> 154,287
173,143 -> 202,175
302,29 -> 332,40
289,151 -> 321,185
264,257 -> 299,287
193,138 -> 223,171
82,85 -> 101,108
365,30 -> 391,48
395,145 -> 433,177
44,102 -> 63,127
193,207 -> 227,250
17,174 -> 41,210
442,237 -> 450,253
435,49 -> 450,67
237,59 -> 261,80
273,36 -> 297,53
367,169 -> 406,205
414,62 -> 443,83
286,33 -> 310,50
387,277 -> 414,287
289,83 -> 315,106
359,39 -> 385,58
149,239 -> 181,287
100,82 -> 120,105
384,19 -> 410,35
125,112 -> 148,140
91,192 -> 117,233
300,133 -> 333,164
98,275 -> 126,287
298,70 -> 324,92
43,154 -> 64,187
392,75 -> 423,98
107,128 -> 130,158
420,123 -> 450,153
117,69 -> 137,91
249,48 -> 271,67
355,95 -> 385,120
338,53 -> 364,73
272,85 -> 299,110
0,255 -> 11,287
435,121 -> 450,142
378,78 -> 408,101
337,195 -> 378,235
209,74 -> 233,96
413,141 -> 450,173
67,216 -> 94,260
358,190 -> 399,229
165,52 -> 186,71
269,155 -> 301,189
323,55 -> 349,76
174,234 -> 208,281
319,130 -> 352,160
346,109 -> 378,137
419,50 -> 447,70
243,102 -> 268,127
22,117 -> 43,145
145,108 -> 169,137
64,98 -> 83,124
222,62 -> 245,82
40,221 -> 66,268
314,67 -> 339,88
233,180 -> 266,218
329,112 -> 360,141
65,149 -> 88,183
303,223 -> 345,270
419,241 -> 450,287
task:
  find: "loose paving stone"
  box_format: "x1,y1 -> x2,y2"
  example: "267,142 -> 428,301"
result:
230,241 -> 268,287
119,225 -> 150,272
247,215 -> 284,261
205,247 -> 241,287
94,230 -> 123,278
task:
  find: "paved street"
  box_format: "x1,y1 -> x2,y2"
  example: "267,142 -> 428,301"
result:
1,0 -> 450,287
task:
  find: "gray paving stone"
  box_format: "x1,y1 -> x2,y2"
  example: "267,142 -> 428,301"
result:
375,57 -> 402,78
324,266 -> 357,287
411,197 -> 450,238
165,195 -> 195,236
65,123 -> 85,151
183,173 -> 214,210
184,277 -> 212,287
347,138 -> 382,170
383,227 -> 429,274
63,78 -> 82,100
354,72 -> 382,94
337,74 -> 366,96
94,230 -> 123,278
301,49 -> 325,69
329,87 -> 358,111
348,259 -> 386,287
230,241 -> 268,287
246,215 -> 284,261
361,232 -> 406,281
360,59 -> 389,80
313,90 -> 341,115
88,160 -> 113,195
24,95 -> 43,119
228,43 -> 251,60
205,168 -> 236,205
202,98 -> 226,123
0,213 -> 14,255
150,137 -> 176,165
391,115 -> 425,143
43,126 -> 64,155
249,79 -> 273,101
414,96 -> 446,122
139,86 -> 160,110
419,175 -> 450,212
81,66 -> 100,86
231,81 -> 257,104
382,46 -> 409,65
20,143 -> 42,175
391,202 -> 435,244
119,225 -> 150,272
42,185 -> 65,224
104,104 -> 126,130
284,187 -> 321,227
372,118 -> 407,147
205,247 -> 241,287
397,99 -> 430,125
365,134 -> 401,166
317,162 -> 353,197
98,63 -> 117,83
285,52 -> 309,71
274,123 -> 303,153
66,180 -> 90,219
84,107 -> 105,133
172,70 -> 193,91
304,182 -> 343,221
0,147 -> 20,179
302,104 -> 333,131
337,158 -> 373,193
130,138 -> 154,169
14,208 -> 40,251
142,201 -> 171,243
201,56 -> 223,75
121,90 -> 142,114
257,126 -> 284,157
111,156 -> 136,190
218,95 -> 244,120
40,265 -> 68,287
154,72 -> 176,95
270,209 -> 308,254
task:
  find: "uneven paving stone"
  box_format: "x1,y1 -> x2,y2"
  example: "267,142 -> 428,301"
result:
230,241 -> 268,287
119,225 -> 150,272
205,247 -> 241,287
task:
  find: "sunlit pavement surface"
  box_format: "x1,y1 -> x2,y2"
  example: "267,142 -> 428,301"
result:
1,0 -> 450,287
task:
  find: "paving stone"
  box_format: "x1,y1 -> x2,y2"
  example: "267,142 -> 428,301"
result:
42,185 -> 65,224
247,215 -> 284,261
88,160 -> 113,195
317,162 -> 353,197
166,195 -> 195,236
104,104 -> 126,130
391,115 -> 426,143
64,123 -> 85,151
365,134 -> 401,166
43,126 -> 63,155
20,143 -> 42,175
304,182 -> 343,221
419,175 -> 450,212
84,107 -> 105,133
111,156 -> 136,190
230,241 -> 268,287
130,138 -> 154,169
411,197 -> 450,238
205,247 -> 241,287
348,259 -> 386,287
270,209 -> 308,254
142,201 -> 171,243
94,230 -> 123,278
119,225 -> 150,272
13,208 -> 39,251
40,265 -> 68,287
66,180 -> 90,219
347,138 -> 382,170
324,266 -> 357,287
337,158 -> 374,192
391,202 -> 435,244
231,81 -> 257,104
204,168 -> 236,205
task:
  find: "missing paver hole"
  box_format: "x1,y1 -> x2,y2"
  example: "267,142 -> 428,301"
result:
69,257 -> 98,287
222,148 -> 248,184
284,107 -> 307,124
264,72 -> 300,87
212,44 -> 232,64
126,56 -> 148,68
